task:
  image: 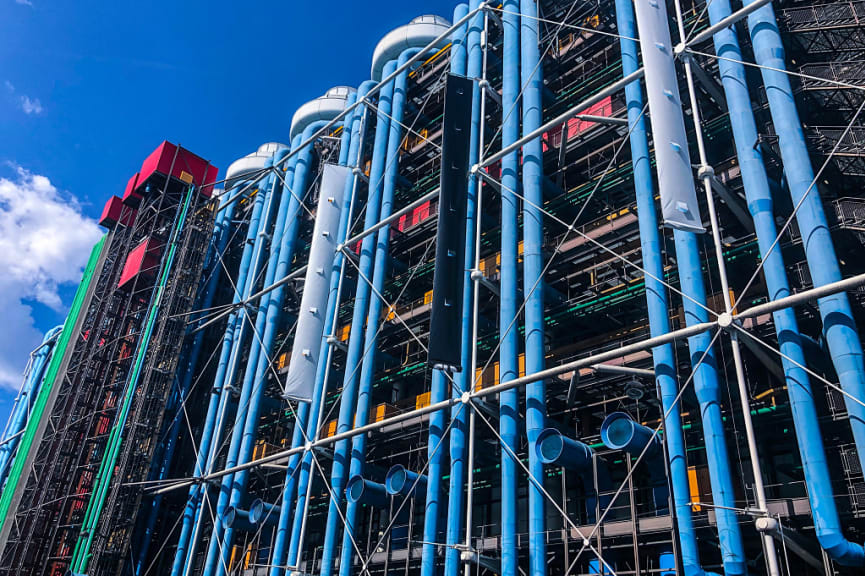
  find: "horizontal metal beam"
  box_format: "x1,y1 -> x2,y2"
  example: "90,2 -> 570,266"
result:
682,0 -> 774,48
477,68 -> 644,170
153,268 -> 865,494
341,187 -> 440,249
735,272 -> 865,320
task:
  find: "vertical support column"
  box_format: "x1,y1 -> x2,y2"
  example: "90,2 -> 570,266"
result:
611,0 -> 704,572
745,0 -> 865,474
319,63 -> 397,576
633,0 -> 746,572
436,7 -> 471,576
519,2 -> 546,575
280,87 -> 368,576
499,1 -> 521,573
338,47 -> 421,576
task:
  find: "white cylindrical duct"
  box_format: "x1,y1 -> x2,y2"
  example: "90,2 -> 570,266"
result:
370,15 -> 451,80
283,164 -> 351,402
224,142 -> 287,191
290,86 -> 356,141
633,0 -> 704,233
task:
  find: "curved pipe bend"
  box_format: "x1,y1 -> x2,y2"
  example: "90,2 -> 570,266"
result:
346,475 -> 389,508
371,15 -> 452,80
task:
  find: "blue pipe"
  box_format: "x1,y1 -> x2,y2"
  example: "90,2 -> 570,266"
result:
345,475 -> 390,508
278,88 -> 368,575
500,1 -> 520,573
134,171 -> 258,575
339,48 -> 420,576
173,144 -> 298,576
223,506 -> 256,532
611,0 -> 707,571
747,0 -> 865,484
167,179 -> 248,576
707,0 -> 865,565
536,429 -> 610,522
208,120 -> 335,576
444,2 -> 482,574
674,229 -> 747,575
519,1 -> 546,574
433,7 -> 468,576
319,62 -> 397,576
346,476 -> 389,508
0,327 -> 60,485
250,499 -> 281,528
386,465 -> 428,497
200,159 -> 286,576
600,412 -> 668,511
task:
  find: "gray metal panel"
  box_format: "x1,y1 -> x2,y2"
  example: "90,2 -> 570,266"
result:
283,164 -> 350,402
633,0 -> 705,233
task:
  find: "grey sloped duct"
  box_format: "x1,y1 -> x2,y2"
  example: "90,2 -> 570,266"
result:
283,164 -> 350,402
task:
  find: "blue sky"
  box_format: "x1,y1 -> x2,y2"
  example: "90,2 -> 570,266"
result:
0,0 -> 459,427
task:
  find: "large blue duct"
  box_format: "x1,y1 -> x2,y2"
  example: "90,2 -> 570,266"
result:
674,229 -> 748,575
611,1 -> 708,570
745,0 -> 865,481
338,45 -> 427,576
319,60 -> 398,576
600,412 -> 668,511
202,150 -> 294,576
699,0 -> 864,566
631,0 -> 748,571
0,326 -> 61,486
536,429 -> 610,522
221,89 -> 356,573
132,160 -> 273,575
279,86 -> 368,576
208,88 -> 356,576
172,143 -> 295,576
499,1 -> 521,573
519,2 -> 546,575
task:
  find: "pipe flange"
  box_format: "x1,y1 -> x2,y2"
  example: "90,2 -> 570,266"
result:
461,391 -> 471,404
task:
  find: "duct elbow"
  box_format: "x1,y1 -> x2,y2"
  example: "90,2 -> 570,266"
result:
290,86 -> 356,141
346,475 -> 389,508
370,15 -> 452,80
536,428 -> 593,471
600,412 -> 661,458
818,530 -> 865,567
385,464 -> 427,497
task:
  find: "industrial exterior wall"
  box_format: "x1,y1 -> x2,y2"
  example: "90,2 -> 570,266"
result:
3,1 -> 865,575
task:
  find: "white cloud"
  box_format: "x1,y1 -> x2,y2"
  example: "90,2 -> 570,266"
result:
19,95 -> 42,115
0,167 -> 102,389
4,81 -> 43,115
15,0 -> 34,6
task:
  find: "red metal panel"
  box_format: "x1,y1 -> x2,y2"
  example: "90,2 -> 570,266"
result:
118,238 -> 161,289
122,172 -> 141,207
99,196 -> 136,229
542,95 -> 614,152
135,141 -> 220,197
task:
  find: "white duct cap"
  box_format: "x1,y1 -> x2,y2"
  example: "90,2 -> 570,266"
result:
225,143 -> 285,191
289,86 -> 356,141
256,142 -> 288,156
371,15 -> 451,81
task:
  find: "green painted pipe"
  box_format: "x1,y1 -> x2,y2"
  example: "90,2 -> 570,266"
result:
0,234 -> 107,536
70,185 -> 196,572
